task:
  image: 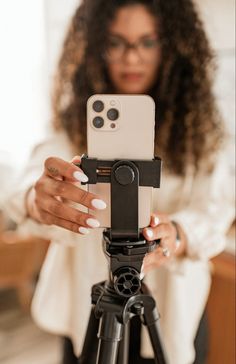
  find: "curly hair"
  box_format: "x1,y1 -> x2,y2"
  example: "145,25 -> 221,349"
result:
52,0 -> 224,175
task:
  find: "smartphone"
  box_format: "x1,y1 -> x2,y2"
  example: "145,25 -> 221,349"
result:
87,94 -> 155,228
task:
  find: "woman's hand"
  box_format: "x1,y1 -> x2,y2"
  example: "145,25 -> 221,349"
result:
26,156 -> 107,235
142,213 -> 187,273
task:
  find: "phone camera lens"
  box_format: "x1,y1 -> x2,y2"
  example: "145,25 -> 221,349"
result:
107,108 -> 119,121
92,116 -> 104,128
92,100 -> 104,112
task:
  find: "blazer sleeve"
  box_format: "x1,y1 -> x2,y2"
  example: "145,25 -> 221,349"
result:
170,148 -> 235,261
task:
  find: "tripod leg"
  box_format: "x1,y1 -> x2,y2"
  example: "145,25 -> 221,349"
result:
117,321 -> 130,364
96,312 -> 123,364
145,319 -> 167,364
80,308 -> 99,364
142,301 -> 168,364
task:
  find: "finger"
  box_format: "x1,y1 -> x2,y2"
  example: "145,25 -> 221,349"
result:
143,223 -> 169,241
70,155 -> 82,164
44,157 -> 88,183
143,250 -> 166,271
143,259 -> 166,272
159,236 -> 177,257
38,209 -> 90,235
38,195 -> 100,228
63,156 -> 83,182
43,178 -> 106,210
150,212 -> 169,227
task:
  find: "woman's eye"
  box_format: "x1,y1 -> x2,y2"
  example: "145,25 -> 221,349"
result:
108,39 -> 123,48
141,39 -> 158,48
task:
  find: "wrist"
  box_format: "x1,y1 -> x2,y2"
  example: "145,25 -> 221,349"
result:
171,220 -> 187,257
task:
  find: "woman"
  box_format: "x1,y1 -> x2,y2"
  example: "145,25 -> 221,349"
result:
6,0 -> 234,363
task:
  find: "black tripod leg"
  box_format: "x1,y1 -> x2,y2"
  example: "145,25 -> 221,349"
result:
143,302 -> 168,364
117,321 -> 130,364
80,308 -> 99,364
145,320 -> 167,364
96,312 -> 123,364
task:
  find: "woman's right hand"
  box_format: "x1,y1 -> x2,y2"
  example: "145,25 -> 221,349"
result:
26,156 -> 107,235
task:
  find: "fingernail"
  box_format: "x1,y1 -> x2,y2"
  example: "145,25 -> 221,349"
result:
78,227 -> 90,235
145,229 -> 153,238
153,216 -> 160,226
140,271 -> 145,280
73,171 -> 89,183
91,199 -> 107,210
86,218 -> 100,228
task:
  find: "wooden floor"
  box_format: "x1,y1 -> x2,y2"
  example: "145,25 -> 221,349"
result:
0,289 -> 61,364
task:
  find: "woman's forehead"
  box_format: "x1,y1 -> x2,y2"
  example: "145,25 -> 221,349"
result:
108,4 -> 158,39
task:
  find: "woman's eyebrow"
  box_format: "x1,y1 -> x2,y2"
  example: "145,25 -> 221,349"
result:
107,33 -> 125,40
108,32 -> 158,40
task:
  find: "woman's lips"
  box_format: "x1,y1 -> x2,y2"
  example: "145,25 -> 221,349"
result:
121,72 -> 143,81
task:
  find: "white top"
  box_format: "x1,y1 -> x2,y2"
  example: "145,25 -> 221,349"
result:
5,131 -> 235,364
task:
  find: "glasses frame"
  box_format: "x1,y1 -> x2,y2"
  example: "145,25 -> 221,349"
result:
104,36 -> 160,64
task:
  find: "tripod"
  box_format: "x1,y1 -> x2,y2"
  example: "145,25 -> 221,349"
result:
80,234 -> 167,364
79,156 -> 168,364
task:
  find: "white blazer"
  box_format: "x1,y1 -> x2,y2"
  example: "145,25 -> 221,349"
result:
5,131 -> 234,364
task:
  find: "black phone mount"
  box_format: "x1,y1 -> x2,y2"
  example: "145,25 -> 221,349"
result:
81,155 -> 161,240
79,155 -> 167,364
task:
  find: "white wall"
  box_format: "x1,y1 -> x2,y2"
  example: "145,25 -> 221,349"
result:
197,0 -> 235,50
44,0 -> 80,79
196,0 -> 235,137
0,1 -> 49,169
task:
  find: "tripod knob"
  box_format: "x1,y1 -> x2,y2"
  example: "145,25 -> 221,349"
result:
114,165 -> 135,185
113,267 -> 141,297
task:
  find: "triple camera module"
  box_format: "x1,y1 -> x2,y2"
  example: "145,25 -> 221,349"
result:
92,100 -> 119,130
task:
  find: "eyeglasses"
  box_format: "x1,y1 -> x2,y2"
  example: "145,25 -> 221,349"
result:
104,35 -> 160,63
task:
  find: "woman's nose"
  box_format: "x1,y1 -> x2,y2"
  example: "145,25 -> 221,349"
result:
123,47 -> 142,65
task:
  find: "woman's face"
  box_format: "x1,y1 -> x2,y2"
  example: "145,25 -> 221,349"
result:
105,4 -> 161,94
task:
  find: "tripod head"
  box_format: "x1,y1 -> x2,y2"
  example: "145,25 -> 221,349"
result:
80,155 -> 162,297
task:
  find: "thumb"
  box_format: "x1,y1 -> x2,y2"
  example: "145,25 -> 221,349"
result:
70,155 -> 82,164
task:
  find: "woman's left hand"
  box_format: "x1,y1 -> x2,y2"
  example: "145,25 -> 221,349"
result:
142,212 -> 187,273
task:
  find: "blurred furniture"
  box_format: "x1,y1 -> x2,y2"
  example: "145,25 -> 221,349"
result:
0,231 -> 49,310
206,223 -> 235,364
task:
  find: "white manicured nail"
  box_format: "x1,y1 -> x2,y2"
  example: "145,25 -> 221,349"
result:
78,227 -> 90,235
153,216 -> 160,226
145,229 -> 153,238
86,218 -> 100,228
91,199 -> 107,210
140,271 -> 145,280
73,171 -> 89,183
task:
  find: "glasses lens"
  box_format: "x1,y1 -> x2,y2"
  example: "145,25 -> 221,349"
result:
105,38 -> 125,62
137,39 -> 159,62
105,37 -> 159,63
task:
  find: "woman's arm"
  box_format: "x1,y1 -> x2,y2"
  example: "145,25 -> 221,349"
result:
142,149 -> 235,272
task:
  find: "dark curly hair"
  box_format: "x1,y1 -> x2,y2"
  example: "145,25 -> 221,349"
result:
52,0 -> 224,175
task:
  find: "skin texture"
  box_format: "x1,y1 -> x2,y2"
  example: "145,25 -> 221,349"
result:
27,5 -> 187,272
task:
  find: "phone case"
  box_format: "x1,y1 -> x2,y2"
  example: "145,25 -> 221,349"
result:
87,94 -> 155,228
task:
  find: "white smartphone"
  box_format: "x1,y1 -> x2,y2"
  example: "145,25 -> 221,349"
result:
87,94 -> 155,229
